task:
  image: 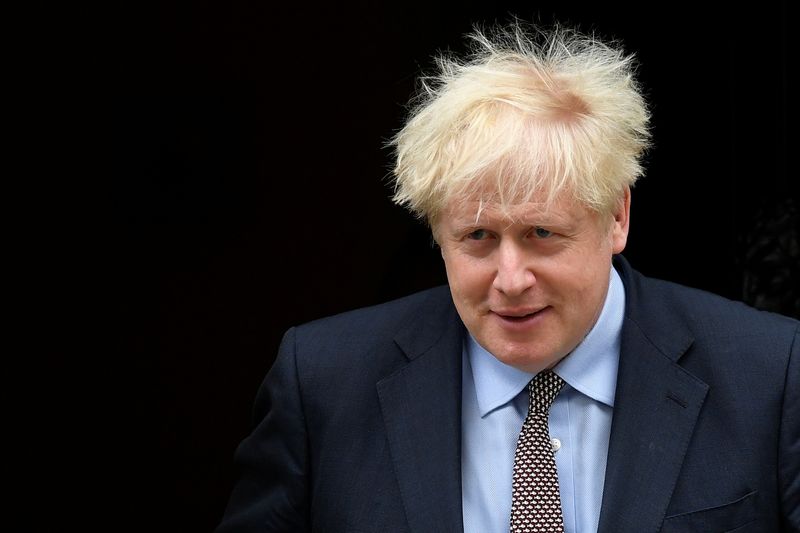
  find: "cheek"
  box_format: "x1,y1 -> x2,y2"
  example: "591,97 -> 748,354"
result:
442,254 -> 491,301
567,258 -> 613,316
551,249 -> 611,300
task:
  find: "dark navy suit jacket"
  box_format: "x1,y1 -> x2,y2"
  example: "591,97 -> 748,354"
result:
217,256 -> 799,532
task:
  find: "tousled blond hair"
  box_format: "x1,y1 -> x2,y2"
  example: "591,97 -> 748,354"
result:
390,22 -> 651,225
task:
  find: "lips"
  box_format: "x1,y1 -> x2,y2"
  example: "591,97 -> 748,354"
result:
493,307 -> 547,319
489,306 -> 551,330
500,313 -> 537,322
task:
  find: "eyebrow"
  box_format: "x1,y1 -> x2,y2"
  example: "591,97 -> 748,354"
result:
451,210 -> 568,226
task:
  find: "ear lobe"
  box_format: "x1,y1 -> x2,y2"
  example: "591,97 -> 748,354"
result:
611,188 -> 631,254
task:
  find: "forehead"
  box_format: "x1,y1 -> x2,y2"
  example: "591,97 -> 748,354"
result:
440,192 -> 592,228
429,161 -> 584,222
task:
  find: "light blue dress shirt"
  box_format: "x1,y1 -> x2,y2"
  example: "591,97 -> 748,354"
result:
461,267 -> 625,533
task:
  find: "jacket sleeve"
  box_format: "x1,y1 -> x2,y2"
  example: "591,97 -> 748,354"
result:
216,327 -> 310,532
780,324 -> 799,530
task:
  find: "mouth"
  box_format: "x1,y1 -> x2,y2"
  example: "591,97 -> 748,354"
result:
492,306 -> 550,324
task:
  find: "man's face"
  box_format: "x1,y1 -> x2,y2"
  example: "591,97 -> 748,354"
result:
435,190 -> 630,373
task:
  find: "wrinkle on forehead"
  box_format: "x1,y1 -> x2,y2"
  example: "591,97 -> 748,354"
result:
450,194 -> 589,229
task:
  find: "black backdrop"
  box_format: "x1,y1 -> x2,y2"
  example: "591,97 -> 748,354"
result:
112,1 -> 796,530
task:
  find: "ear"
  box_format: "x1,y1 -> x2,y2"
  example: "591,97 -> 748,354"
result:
610,188 -> 631,254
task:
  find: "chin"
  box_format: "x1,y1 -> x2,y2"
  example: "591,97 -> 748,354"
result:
492,345 -> 560,373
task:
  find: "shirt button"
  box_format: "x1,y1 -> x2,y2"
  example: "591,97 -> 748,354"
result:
551,437 -> 561,453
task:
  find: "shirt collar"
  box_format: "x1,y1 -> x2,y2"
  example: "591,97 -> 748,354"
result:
467,267 -> 625,417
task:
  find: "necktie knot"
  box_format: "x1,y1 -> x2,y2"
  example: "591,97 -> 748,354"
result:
528,370 -> 566,415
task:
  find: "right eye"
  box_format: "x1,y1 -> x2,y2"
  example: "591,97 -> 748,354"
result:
467,229 -> 491,240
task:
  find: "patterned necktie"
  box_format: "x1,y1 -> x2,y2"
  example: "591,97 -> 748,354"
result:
510,370 -> 566,533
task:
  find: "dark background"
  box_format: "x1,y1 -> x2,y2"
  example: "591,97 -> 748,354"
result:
109,1 -> 796,531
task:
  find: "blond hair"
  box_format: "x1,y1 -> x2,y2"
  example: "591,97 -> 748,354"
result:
390,22 -> 651,224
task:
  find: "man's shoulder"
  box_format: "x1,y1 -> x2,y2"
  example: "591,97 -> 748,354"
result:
296,284 -> 454,338
281,285 -> 457,380
641,273 -> 795,328
617,258 -> 798,384
621,258 -> 799,343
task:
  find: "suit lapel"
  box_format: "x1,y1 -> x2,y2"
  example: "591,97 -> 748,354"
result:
598,257 -> 709,532
377,288 -> 465,533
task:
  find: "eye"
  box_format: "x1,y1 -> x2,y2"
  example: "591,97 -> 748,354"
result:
533,227 -> 553,238
467,229 -> 491,240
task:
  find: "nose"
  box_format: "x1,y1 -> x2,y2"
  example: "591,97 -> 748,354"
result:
492,241 -> 535,296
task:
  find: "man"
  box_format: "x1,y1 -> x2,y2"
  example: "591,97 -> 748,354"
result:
217,22 -> 798,532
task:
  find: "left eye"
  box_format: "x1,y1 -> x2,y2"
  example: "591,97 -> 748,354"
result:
534,227 -> 553,238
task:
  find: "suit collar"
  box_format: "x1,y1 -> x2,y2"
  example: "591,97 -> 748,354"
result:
378,287 -> 465,533
612,255 -> 694,362
392,285 -> 459,361
598,256 -> 709,532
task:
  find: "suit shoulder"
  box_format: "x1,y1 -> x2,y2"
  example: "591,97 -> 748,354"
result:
619,263 -> 798,381
295,284 -> 452,339
281,285 -> 455,385
646,276 -> 797,332
624,267 -> 799,360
